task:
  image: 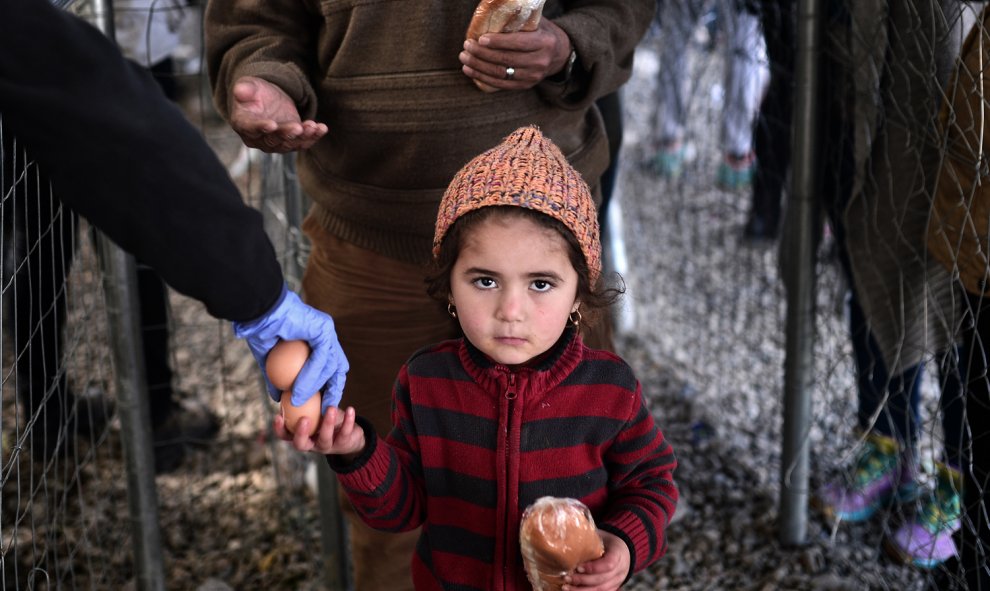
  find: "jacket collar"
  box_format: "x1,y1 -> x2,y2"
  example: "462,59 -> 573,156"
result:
458,325 -> 584,392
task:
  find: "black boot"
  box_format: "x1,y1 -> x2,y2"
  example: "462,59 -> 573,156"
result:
743,209 -> 780,241
150,398 -> 220,473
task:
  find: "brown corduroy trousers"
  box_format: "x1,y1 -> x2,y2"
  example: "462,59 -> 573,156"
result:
302,216 -> 457,591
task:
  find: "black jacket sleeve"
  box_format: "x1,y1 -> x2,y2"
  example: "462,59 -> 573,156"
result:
0,0 -> 284,322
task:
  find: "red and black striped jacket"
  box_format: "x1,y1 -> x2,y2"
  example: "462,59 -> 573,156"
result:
330,328 -> 677,590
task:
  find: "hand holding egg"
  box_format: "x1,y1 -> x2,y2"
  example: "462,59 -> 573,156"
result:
233,284 -> 348,408
265,339 -> 323,437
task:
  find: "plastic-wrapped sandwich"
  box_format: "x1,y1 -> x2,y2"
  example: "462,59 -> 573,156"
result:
519,496 -> 605,591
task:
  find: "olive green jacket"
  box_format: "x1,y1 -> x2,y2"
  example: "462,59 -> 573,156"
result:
929,5 -> 990,299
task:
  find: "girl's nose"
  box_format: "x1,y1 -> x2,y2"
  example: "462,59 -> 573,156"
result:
495,290 -> 525,321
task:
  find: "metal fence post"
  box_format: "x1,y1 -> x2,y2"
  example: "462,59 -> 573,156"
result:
87,0 -> 166,587
280,154 -> 352,591
98,240 -> 166,591
780,0 -> 823,547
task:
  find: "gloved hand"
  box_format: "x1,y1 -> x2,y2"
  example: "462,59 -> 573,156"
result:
234,284 -> 348,412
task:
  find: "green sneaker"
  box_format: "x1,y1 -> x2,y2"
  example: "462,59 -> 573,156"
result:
716,152 -> 755,191
885,463 -> 961,569
816,432 -> 919,522
651,145 -> 685,179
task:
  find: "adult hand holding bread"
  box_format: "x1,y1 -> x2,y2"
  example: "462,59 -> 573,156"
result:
459,0 -> 574,93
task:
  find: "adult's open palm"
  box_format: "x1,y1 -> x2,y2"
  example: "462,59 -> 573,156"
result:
229,76 -> 327,152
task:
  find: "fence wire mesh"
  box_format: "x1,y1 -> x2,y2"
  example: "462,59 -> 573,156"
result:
3,0 -> 990,589
617,1 -> 986,589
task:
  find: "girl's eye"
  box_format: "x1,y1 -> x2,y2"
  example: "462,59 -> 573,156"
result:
531,280 -> 552,292
473,277 -> 497,289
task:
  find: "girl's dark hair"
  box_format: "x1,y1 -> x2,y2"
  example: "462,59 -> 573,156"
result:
425,206 -> 624,326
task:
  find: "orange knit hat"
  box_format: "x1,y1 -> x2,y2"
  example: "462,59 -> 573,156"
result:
433,126 -> 601,283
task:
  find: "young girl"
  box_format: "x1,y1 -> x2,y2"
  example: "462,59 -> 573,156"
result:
278,127 -> 678,590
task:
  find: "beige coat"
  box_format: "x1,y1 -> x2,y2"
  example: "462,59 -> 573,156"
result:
837,0 -> 968,372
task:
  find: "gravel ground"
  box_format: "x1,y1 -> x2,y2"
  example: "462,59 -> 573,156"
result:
6,22 -> 956,591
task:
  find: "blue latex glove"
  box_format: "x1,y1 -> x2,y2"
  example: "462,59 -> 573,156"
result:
234,284 -> 348,412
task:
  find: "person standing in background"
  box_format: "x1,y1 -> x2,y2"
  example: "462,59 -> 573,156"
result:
652,0 -> 767,191
113,0 -> 187,99
203,1 -> 656,589
926,6 -> 990,586
814,0 -> 971,572
742,0 -> 794,240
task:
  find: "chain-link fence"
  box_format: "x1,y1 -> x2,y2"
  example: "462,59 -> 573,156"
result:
618,1 -> 988,589
3,0 -> 990,589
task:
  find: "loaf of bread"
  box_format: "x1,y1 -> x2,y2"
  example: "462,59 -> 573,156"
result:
465,0 -> 547,92
519,497 -> 605,591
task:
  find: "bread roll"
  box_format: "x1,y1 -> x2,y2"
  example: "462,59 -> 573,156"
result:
519,496 -> 605,591
465,0 -> 547,92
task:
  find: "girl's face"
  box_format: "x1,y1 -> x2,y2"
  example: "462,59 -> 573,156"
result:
449,213 -> 580,366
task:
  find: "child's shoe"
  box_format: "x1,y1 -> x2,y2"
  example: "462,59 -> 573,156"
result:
884,463 -> 962,569
816,432 -> 919,522
716,152 -> 755,191
651,144 -> 685,179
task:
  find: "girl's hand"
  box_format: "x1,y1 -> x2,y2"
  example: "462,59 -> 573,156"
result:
274,406 -> 365,461
560,531 -> 630,591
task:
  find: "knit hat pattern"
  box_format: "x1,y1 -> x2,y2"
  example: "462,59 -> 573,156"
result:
433,126 -> 601,282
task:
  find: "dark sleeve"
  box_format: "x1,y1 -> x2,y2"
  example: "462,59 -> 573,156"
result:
0,0 -> 284,322
539,0 -> 656,107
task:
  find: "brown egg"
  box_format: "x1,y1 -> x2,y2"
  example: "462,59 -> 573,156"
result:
280,392 -> 322,437
265,339 -> 311,391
